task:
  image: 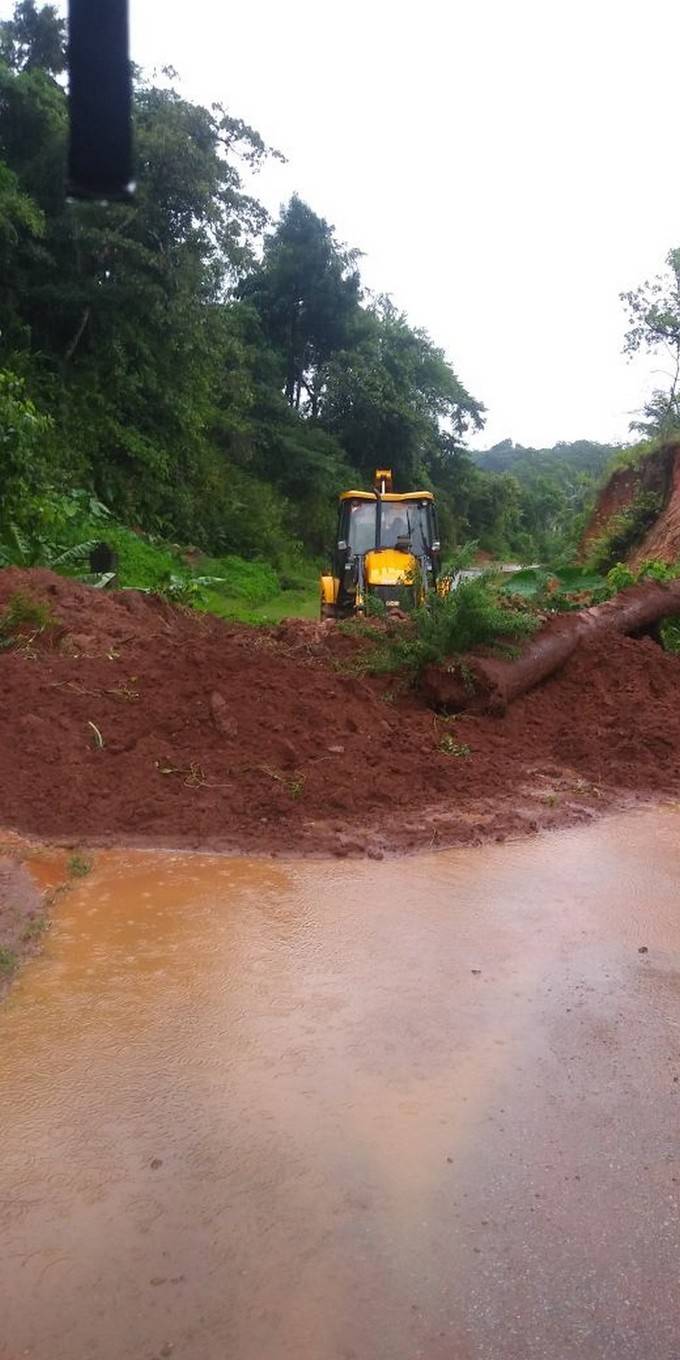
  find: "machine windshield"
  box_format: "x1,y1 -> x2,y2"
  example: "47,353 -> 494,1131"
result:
345,498 -> 433,556
347,501 -> 378,555
380,501 -> 431,554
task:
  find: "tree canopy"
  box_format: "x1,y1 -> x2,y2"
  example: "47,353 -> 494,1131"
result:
621,248 -> 680,437
1,0 -> 594,569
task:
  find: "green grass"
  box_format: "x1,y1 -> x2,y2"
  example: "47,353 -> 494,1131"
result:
0,486 -> 323,626
198,558 -> 319,623
0,947 -> 16,975
67,853 -> 92,878
0,591 -> 54,646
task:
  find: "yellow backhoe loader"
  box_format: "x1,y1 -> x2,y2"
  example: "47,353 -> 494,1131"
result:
319,470 -> 443,619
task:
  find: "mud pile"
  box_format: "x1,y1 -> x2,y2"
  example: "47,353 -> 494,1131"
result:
2,568 -> 680,856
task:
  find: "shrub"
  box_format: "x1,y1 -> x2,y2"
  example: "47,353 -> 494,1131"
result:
0,591 -> 53,646
356,577 -> 540,676
587,492 -> 663,572
661,619 -> 680,653
606,562 -> 635,592
637,559 -> 680,582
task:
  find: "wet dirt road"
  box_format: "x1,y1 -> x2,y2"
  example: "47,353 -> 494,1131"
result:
2,809 -> 680,1360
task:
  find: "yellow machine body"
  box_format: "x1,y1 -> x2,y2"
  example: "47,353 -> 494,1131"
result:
319,472 -> 441,618
363,548 -> 416,590
320,573 -> 340,605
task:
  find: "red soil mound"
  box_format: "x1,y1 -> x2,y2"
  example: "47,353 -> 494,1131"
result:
2,568 -> 680,856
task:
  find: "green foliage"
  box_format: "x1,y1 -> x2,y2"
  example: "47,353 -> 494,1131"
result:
239,195 -> 363,410
0,1 -> 618,584
438,734 -> 471,757
0,369 -> 54,519
606,562 -> 635,592
357,577 -> 539,676
0,947 -> 17,975
0,588 -> 52,644
67,853 -> 91,877
364,592 -> 388,619
502,565 -> 608,610
443,540 -> 479,575
660,619 -> 680,653
0,0 -> 65,74
586,492 -> 663,572
621,247 -> 680,436
472,439 -> 619,560
604,558 -> 680,654
636,558 -> 680,582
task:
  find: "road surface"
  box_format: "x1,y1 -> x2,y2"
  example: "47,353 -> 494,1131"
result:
2,808 -> 680,1359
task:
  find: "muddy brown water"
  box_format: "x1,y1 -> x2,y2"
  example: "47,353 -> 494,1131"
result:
2,810 -> 680,1360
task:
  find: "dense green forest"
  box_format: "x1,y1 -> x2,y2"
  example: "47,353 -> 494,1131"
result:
471,439 -> 620,560
5,0 -> 678,604
0,0 -> 608,584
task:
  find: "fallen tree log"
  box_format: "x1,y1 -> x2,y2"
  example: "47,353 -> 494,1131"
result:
420,579 -> 680,714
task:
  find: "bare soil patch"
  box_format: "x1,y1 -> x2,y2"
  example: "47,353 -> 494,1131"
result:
2,568 -> 680,857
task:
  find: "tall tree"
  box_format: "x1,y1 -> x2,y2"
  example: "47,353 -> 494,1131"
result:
0,0 -> 65,75
240,196 -> 363,411
319,297 -> 484,486
621,247 -> 680,436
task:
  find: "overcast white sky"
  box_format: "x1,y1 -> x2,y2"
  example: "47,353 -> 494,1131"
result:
55,0 -> 680,446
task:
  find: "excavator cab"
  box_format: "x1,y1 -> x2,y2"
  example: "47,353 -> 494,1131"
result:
320,469 -> 442,619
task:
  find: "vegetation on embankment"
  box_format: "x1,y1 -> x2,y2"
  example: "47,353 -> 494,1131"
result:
0,0 -> 514,577
581,436 -> 680,573
0,477 -> 320,623
471,439 -> 621,561
0,0 -> 640,583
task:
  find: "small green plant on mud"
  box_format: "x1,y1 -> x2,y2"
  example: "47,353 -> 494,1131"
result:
22,914 -> 49,943
0,591 -> 53,648
660,619 -> 680,653
438,734 -> 471,757
0,947 -> 17,975
260,765 -> 305,798
68,853 -> 92,878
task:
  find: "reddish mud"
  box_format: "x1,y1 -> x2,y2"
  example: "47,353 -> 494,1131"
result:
3,812 -> 680,1360
2,567 -> 680,856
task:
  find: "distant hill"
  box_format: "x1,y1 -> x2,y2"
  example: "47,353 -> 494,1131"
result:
472,439 -> 620,483
470,440 -> 625,561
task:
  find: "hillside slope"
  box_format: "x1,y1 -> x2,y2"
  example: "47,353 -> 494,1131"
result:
581,440 -> 680,567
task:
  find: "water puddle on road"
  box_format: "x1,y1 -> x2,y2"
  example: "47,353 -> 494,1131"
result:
3,807 -> 680,1360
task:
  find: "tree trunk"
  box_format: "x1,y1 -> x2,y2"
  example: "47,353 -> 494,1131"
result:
420,579 -> 680,714
64,305 -> 91,362
285,305 -> 298,406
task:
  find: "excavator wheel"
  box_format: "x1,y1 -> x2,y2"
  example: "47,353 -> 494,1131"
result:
320,602 -> 337,621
